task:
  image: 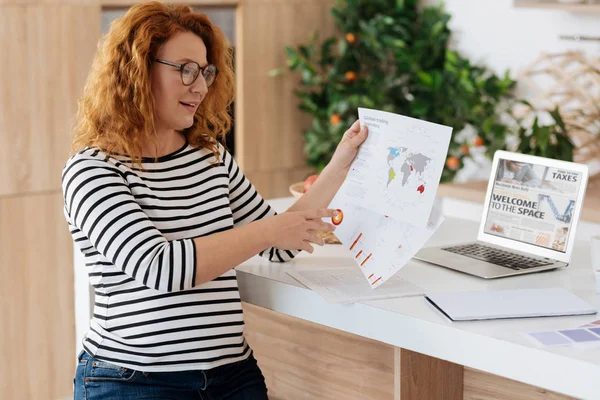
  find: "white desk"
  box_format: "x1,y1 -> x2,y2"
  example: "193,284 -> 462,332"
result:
237,197 -> 600,400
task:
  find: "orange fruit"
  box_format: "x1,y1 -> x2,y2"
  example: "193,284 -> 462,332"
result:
303,174 -> 319,193
460,144 -> 470,155
446,157 -> 460,170
473,136 -> 485,147
330,113 -> 341,125
345,71 -> 357,82
345,33 -> 356,44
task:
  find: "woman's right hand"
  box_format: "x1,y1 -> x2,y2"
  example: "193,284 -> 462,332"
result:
262,209 -> 338,253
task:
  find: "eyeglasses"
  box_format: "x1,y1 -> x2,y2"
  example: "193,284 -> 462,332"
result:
154,59 -> 218,87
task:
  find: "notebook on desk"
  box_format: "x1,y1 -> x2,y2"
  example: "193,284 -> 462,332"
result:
425,288 -> 597,321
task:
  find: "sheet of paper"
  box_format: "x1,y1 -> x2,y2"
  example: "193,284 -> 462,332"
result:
523,331 -> 574,347
287,267 -> 424,304
579,319 -> 600,328
523,328 -> 600,349
324,108 -> 450,289
328,197 -> 444,288
337,108 -> 452,227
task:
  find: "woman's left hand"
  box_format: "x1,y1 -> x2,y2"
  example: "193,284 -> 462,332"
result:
326,120 -> 368,176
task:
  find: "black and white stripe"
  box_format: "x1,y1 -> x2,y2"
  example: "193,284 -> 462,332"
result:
62,142 -> 296,371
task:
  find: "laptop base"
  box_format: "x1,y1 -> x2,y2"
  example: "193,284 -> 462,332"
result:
414,242 -> 567,279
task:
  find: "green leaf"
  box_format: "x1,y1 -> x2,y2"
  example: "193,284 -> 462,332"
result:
446,50 -> 458,64
299,97 -> 318,113
268,68 -> 284,77
311,118 -> 325,134
287,58 -> 300,70
284,46 -> 297,59
320,38 -> 337,64
482,118 -> 494,134
431,71 -> 443,89
558,136 -> 574,161
338,39 -> 348,56
362,96 -> 376,108
536,126 -> 550,155
391,39 -> 406,48
301,69 -> 312,83
518,99 -> 534,110
549,107 -> 566,132
383,16 -> 395,25
299,45 -> 311,59
432,21 -> 445,37
417,71 -> 433,86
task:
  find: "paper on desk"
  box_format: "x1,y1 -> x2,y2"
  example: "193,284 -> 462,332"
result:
337,108 -> 452,227
287,266 -> 424,304
580,319 -> 600,328
523,328 -> 600,349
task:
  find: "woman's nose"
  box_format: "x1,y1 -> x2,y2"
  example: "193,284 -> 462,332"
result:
190,75 -> 208,96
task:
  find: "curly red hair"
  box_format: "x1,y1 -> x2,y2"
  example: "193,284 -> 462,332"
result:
72,1 -> 235,162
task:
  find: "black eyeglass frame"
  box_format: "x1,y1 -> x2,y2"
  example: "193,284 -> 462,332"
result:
154,59 -> 219,87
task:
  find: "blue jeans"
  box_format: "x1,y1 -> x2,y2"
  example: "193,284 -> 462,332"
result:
74,350 -> 269,400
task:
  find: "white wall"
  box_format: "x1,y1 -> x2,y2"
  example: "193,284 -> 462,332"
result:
424,0 -> 600,87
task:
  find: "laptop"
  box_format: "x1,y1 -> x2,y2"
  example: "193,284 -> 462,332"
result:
415,150 -> 589,279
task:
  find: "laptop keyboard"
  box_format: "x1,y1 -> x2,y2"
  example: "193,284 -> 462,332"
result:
442,243 -> 553,270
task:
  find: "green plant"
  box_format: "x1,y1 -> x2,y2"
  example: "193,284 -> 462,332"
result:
512,105 -> 575,162
274,0 -> 575,181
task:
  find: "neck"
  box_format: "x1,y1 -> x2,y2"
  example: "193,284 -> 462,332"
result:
142,129 -> 186,158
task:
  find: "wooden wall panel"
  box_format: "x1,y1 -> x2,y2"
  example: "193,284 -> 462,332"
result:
242,302 -> 396,400
245,165 -> 314,199
0,5 -> 100,197
0,4 -> 100,400
236,0 -> 336,198
464,368 -> 575,400
0,192 -> 74,400
0,7 -> 30,194
101,0 -> 237,5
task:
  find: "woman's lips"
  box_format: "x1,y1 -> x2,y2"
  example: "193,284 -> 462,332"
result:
180,101 -> 198,112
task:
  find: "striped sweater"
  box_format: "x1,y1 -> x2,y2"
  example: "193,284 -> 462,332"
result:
62,141 -> 296,371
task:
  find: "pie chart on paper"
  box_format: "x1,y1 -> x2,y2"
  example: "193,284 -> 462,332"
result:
332,209 -> 344,226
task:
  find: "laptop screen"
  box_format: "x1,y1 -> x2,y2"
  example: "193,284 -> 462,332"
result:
483,158 -> 584,253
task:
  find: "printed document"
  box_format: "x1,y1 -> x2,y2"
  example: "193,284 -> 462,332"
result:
287,267 -> 424,304
328,108 -> 452,288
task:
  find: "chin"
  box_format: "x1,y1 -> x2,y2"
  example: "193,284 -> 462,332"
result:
174,119 -> 195,131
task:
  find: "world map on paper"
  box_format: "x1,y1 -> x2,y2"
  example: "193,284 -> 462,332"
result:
386,146 -> 432,195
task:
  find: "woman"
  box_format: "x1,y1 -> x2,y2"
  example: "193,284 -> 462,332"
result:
62,2 -> 368,399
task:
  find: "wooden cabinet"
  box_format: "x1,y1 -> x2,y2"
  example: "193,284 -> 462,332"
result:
243,302 -> 575,400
